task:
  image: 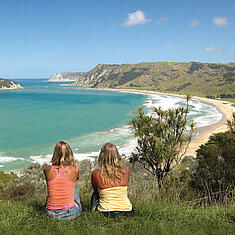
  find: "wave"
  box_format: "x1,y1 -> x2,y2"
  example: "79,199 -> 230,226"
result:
0,156 -> 24,164
143,94 -> 222,128
59,84 -> 74,87
30,154 -> 96,165
1,93 -> 223,168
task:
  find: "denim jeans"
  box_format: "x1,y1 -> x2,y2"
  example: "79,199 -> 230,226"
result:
45,187 -> 82,221
90,191 -> 100,211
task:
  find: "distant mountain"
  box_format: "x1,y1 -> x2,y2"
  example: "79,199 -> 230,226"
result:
74,62 -> 235,97
0,78 -> 23,90
49,72 -> 86,81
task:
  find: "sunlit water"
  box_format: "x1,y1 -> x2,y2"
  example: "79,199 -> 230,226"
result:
0,79 -> 222,170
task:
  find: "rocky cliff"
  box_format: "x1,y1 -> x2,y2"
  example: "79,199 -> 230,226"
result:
0,78 -> 23,90
49,72 -> 86,81
74,62 -> 235,97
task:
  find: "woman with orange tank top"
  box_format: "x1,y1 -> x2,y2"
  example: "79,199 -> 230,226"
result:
44,141 -> 82,220
91,143 -> 134,218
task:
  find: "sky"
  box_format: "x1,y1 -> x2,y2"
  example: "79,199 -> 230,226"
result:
0,0 -> 234,78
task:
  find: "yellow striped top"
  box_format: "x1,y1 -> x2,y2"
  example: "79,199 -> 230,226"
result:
97,186 -> 132,212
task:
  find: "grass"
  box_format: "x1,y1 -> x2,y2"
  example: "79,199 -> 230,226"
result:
1,160 -> 234,234
0,197 -> 234,235
75,62 -> 235,97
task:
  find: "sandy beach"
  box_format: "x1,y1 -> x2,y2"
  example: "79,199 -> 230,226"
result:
92,88 -> 235,157
3,87 -> 234,175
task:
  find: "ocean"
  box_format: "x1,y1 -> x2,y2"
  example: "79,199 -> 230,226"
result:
0,79 -> 222,170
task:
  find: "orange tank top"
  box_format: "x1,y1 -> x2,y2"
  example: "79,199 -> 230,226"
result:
46,165 -> 76,210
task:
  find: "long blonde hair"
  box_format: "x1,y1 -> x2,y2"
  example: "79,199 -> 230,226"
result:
98,143 -> 125,184
51,141 -> 77,167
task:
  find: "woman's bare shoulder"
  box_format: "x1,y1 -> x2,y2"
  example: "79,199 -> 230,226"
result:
70,165 -> 79,171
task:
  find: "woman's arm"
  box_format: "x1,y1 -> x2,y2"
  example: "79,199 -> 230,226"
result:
76,166 -> 79,180
43,166 -> 49,180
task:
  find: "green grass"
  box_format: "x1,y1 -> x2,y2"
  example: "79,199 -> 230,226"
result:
0,171 -> 16,186
221,98 -> 235,104
0,198 -> 234,235
75,62 -> 235,97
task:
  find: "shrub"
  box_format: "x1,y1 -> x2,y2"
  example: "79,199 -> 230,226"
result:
0,181 -> 37,202
188,62 -> 204,74
0,171 -> 16,186
190,130 -> 235,204
130,95 -> 194,190
1,163 -> 47,201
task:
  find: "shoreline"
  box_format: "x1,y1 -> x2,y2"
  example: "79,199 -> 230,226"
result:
0,86 -> 23,90
48,79 -> 76,82
87,87 -> 235,156
2,87 -> 234,174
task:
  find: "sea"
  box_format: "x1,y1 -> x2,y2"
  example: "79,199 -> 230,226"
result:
0,79 -> 222,170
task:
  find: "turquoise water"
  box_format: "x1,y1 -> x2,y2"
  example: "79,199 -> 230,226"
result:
0,79 -> 146,170
0,79 -> 222,170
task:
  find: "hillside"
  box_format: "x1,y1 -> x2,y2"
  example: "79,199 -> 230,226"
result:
74,62 -> 235,97
0,78 -> 23,89
49,72 -> 86,81
0,161 -> 234,234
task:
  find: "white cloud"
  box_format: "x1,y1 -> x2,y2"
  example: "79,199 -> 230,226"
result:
123,10 -> 151,27
190,19 -> 200,28
167,45 -> 181,50
156,17 -> 168,24
205,47 -> 215,53
204,46 -> 223,53
213,16 -> 230,27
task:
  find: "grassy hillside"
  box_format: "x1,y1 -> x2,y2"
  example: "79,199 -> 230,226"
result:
75,62 -> 235,97
0,198 -> 234,234
1,159 -> 234,234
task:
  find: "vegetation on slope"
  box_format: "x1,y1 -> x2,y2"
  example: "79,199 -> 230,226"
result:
0,78 -> 22,89
0,198 -> 234,234
74,62 -> 235,97
0,111 -> 234,234
0,125 -> 234,234
0,153 -> 235,234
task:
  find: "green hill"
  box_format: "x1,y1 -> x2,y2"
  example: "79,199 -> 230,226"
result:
0,78 -> 23,89
74,62 -> 235,97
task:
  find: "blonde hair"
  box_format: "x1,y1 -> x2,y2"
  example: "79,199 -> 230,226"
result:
51,141 -> 77,167
98,143 -> 125,184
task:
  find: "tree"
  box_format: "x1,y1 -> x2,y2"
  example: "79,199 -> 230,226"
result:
130,95 -> 194,190
227,112 -> 235,133
190,113 -> 235,204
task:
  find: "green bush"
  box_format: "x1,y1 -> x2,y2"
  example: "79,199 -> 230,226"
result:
1,163 -> 47,202
0,181 -> 37,202
130,95 -> 194,190
190,131 -> 235,204
0,171 -> 16,186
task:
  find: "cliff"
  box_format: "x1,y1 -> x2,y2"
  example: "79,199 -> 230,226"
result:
49,72 -> 86,82
74,62 -> 235,97
0,78 -> 23,90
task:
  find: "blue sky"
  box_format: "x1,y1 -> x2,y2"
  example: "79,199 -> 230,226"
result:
0,0 -> 234,78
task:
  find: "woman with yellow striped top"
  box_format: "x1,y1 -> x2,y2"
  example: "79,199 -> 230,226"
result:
91,143 -> 134,218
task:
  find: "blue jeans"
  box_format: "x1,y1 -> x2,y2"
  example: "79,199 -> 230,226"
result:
45,187 -> 82,221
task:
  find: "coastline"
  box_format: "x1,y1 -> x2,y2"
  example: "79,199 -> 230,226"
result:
48,79 -> 76,82
88,87 -> 235,157
2,86 -> 234,174
0,86 -> 23,90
